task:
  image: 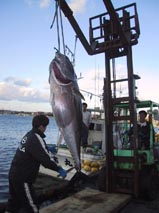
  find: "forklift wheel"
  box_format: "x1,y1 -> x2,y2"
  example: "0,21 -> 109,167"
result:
140,165 -> 158,201
97,166 -> 106,192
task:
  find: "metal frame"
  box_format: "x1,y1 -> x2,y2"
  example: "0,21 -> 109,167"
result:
57,0 -> 140,197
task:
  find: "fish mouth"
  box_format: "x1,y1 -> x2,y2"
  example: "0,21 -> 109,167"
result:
53,61 -> 71,84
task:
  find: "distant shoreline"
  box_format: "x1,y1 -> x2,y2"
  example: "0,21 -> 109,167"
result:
0,110 -> 53,117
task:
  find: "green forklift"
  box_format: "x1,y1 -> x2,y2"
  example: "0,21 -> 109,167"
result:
98,100 -> 159,200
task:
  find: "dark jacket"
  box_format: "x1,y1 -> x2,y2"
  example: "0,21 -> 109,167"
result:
9,128 -> 59,183
128,121 -> 155,149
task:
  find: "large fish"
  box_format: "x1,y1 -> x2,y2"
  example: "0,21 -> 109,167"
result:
49,51 -> 83,171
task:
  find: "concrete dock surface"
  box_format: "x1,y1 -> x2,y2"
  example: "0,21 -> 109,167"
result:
40,187 -> 131,213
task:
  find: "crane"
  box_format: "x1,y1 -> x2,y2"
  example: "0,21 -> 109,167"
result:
54,0 -> 156,199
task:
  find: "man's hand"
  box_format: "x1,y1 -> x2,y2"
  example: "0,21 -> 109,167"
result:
58,167 -> 67,178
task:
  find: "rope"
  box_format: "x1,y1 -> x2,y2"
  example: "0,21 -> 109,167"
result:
50,1 -> 60,51
50,1 -> 58,29
59,2 -> 65,55
56,1 -> 60,51
50,0 -> 77,61
73,35 -> 78,66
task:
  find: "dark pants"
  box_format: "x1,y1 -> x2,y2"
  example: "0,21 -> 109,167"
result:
81,123 -> 89,148
6,178 -> 39,213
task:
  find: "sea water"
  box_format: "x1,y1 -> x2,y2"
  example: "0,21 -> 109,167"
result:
0,114 -> 58,202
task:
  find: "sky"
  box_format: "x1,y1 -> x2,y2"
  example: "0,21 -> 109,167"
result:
0,0 -> 159,112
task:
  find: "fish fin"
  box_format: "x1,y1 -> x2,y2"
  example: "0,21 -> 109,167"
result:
56,129 -> 64,148
72,87 -> 85,100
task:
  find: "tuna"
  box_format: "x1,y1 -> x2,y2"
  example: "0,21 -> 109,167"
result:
49,51 -> 83,170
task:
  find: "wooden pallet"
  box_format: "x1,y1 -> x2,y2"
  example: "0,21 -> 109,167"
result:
41,187 -> 131,213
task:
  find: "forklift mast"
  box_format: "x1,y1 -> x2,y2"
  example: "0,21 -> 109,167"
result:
56,0 -> 140,197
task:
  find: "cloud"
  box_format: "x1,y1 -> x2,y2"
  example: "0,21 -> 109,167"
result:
4,77 -> 32,87
25,0 -> 51,9
78,61 -> 159,109
137,74 -> 159,102
69,0 -> 87,14
24,0 -> 33,7
79,68 -> 104,94
78,68 -> 104,108
4,77 -> 15,83
0,78 -> 49,103
24,0 -> 87,13
39,0 -> 51,9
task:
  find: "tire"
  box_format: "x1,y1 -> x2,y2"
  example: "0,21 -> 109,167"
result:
139,165 -> 158,201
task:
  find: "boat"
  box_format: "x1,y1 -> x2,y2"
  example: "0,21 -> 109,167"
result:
40,99 -> 159,177
39,107 -> 106,180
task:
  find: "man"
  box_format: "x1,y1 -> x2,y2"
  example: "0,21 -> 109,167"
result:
137,110 -> 155,149
81,103 -> 91,148
128,110 -> 154,149
5,114 -> 67,213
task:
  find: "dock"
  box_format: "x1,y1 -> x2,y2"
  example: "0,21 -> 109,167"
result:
40,187 -> 131,213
